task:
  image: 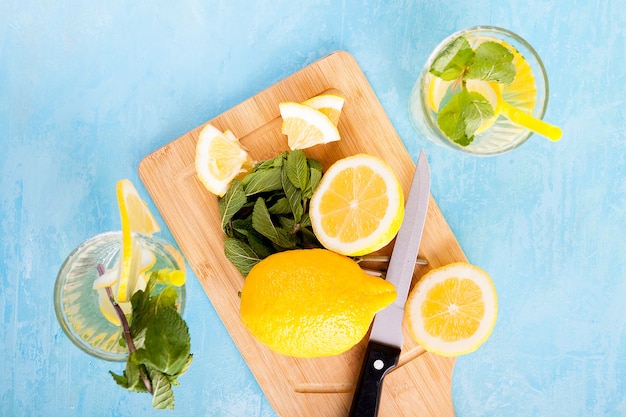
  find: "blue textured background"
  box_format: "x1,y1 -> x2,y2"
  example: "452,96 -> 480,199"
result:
2,1 -> 625,416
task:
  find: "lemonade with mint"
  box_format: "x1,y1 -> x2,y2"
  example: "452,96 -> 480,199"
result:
409,26 -> 561,155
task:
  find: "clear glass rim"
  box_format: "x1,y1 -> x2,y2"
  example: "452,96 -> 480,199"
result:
54,231 -> 186,361
410,25 -> 550,156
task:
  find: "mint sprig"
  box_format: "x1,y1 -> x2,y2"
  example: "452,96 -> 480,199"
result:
102,266 -> 192,410
429,35 -> 516,145
219,149 -> 322,276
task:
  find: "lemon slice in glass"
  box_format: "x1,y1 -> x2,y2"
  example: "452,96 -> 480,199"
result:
116,179 -> 160,303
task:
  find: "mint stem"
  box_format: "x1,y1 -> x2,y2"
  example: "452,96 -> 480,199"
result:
97,264 -> 153,394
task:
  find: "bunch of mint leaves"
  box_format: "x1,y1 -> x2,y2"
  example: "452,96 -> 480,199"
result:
109,271 -> 192,410
429,35 -> 517,146
219,149 -> 322,276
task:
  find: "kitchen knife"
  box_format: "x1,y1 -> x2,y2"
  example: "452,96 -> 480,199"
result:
348,150 -> 430,417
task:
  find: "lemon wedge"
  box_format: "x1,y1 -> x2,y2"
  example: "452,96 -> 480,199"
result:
279,102 -> 340,150
301,94 -> 345,125
195,124 -> 255,197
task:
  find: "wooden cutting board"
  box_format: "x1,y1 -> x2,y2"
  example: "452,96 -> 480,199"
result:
138,51 -> 465,416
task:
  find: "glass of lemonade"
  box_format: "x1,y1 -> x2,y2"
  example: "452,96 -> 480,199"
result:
54,231 -> 186,361
409,26 -> 551,156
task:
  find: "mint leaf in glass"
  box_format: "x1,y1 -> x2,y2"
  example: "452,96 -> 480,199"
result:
438,88 -> 494,146
466,41 -> 516,83
429,36 -> 475,81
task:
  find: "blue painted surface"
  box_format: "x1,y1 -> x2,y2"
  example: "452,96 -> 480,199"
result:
2,1 -> 625,416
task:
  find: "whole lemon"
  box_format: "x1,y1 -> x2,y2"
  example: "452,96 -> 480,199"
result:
239,249 -> 397,358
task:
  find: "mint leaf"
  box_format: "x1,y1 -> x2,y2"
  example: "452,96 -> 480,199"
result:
438,88 -> 494,146
148,368 -> 175,410
251,197 -> 296,247
429,36 -> 475,81
242,167 -> 283,196
463,91 -> 496,133
281,165 -> 303,223
466,41 -> 515,83
107,272 -> 192,410
110,361 -> 149,393
224,237 -> 260,276
219,179 -> 246,231
302,158 -> 322,199
268,197 -> 292,215
131,307 -> 191,376
168,354 -> 193,385
286,149 -> 309,190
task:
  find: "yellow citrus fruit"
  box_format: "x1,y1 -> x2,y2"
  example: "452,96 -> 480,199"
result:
500,42 -> 537,114
97,287 -> 132,326
195,124 -> 255,197
116,179 -> 160,303
406,262 -> 498,357
309,154 -> 404,256
240,249 -> 397,358
279,102 -> 340,150
301,94 -> 345,125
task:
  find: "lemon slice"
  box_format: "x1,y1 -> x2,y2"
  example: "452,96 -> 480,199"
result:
279,102 -> 340,150
406,262 -> 498,357
301,94 -> 345,125
97,288 -> 132,326
195,124 -> 255,197
309,154 -> 404,256
93,262 -> 120,289
116,179 -> 160,302
426,76 -> 454,112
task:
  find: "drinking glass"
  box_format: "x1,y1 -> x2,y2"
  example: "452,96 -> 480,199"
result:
54,231 -> 186,361
408,26 -> 549,156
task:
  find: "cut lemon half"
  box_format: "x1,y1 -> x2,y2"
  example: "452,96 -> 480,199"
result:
279,102 -> 340,150
309,154 -> 404,256
116,179 -> 160,303
406,262 -> 498,357
195,124 -> 255,197
302,94 -> 345,125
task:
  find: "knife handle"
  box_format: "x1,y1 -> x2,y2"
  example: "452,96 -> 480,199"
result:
348,341 -> 401,417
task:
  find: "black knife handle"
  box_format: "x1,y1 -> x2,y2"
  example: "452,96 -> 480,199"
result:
348,341 -> 401,417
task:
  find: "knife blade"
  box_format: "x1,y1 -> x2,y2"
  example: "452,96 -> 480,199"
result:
348,150 -> 430,417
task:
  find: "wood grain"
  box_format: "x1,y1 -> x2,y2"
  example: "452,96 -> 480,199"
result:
138,51 -> 465,416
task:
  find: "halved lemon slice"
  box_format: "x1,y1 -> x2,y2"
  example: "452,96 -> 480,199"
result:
302,94 -> 345,125
309,154 -> 404,256
279,102 -> 340,150
195,124 -> 255,197
406,262 -> 498,357
116,179 -> 160,302
97,288 -> 132,326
